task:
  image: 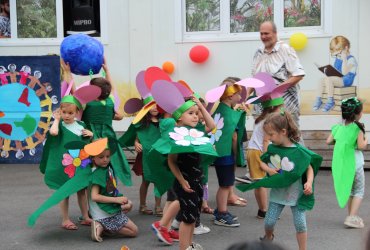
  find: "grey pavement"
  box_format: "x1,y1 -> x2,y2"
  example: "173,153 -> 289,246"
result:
1,164 -> 370,250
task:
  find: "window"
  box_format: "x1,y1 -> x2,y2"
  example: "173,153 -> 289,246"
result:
175,0 -> 332,42
0,0 -> 107,46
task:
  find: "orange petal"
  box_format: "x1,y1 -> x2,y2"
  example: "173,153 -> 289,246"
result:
84,138 -> 108,156
79,149 -> 90,160
0,111 -> 4,118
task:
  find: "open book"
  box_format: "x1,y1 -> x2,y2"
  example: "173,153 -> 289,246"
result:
315,63 -> 343,77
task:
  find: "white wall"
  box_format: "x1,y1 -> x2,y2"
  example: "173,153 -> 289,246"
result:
2,0 -> 369,132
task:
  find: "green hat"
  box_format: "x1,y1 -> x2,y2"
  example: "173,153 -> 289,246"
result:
261,97 -> 284,108
61,95 -> 82,110
172,100 -> 196,121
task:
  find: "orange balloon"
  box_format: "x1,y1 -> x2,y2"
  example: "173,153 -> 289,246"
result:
162,61 -> 175,74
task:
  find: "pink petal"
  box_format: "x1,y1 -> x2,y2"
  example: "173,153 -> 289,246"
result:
174,127 -> 189,136
189,128 -> 204,138
169,132 -> 184,141
62,154 -> 73,166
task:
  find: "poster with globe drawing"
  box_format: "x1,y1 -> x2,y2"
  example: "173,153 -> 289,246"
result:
0,56 -> 60,164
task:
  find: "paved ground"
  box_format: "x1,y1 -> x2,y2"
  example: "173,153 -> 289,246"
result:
1,164 -> 370,250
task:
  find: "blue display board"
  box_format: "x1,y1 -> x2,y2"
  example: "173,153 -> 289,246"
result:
0,55 -> 60,164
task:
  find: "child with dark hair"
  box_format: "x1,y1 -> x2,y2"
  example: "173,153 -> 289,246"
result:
326,97 -> 367,228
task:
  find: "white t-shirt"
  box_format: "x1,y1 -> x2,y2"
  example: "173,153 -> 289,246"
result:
247,121 -> 265,151
62,121 -> 84,136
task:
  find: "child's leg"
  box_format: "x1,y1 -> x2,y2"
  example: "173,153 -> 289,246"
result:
255,187 -> 268,212
348,164 -> 365,216
139,177 -> 152,214
217,186 -> 232,212
291,206 -> 307,250
179,222 -> 195,250
160,200 -> 180,228
77,189 -> 92,224
264,202 -> 284,239
348,196 -> 363,216
60,197 -> 77,229
117,219 -> 138,237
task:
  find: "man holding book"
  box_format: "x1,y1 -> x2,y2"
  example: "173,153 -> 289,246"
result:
313,36 -> 358,112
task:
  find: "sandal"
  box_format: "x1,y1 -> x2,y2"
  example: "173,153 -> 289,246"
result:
259,234 -> 274,241
139,205 -> 153,215
154,206 -> 163,217
61,221 -> 78,230
91,220 -> 103,242
201,206 -> 214,214
227,197 -> 247,207
80,218 -> 92,226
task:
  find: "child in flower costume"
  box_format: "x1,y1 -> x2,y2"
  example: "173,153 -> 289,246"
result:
148,80 -> 217,250
205,77 -> 264,227
326,97 -> 367,228
39,78 -> 101,230
237,112 -> 322,250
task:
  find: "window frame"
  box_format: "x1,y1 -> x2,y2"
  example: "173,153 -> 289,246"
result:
0,0 -> 108,47
175,0 -> 332,43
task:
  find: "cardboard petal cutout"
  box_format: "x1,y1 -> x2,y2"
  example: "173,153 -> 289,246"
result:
84,138 -> 108,156
239,86 -> 247,103
270,82 -> 295,99
61,80 -> 74,97
253,72 -> 276,96
236,78 -> 265,89
145,67 -> 171,90
73,85 -> 101,104
124,98 -> 144,114
151,80 -> 184,114
177,80 -> 193,92
205,85 -> 227,103
173,82 -> 193,98
136,70 -> 151,98
132,101 -> 156,124
245,95 -> 262,104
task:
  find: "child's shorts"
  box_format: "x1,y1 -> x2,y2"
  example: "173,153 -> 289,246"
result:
214,164 -> 235,187
167,188 -> 178,202
97,211 -> 129,232
247,149 -> 266,180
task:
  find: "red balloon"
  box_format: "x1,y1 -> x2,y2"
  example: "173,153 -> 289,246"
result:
189,45 -> 209,63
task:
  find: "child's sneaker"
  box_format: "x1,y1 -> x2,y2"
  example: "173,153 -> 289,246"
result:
214,212 -> 240,227
193,223 -> 210,235
168,229 -> 179,241
186,243 -> 204,250
344,215 -> 364,228
213,209 -> 238,221
171,218 -> 180,230
151,221 -> 173,245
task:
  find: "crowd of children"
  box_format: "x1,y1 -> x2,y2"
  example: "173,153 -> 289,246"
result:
27,58 -> 368,250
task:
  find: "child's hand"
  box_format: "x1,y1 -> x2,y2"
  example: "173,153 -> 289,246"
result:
180,180 -> 194,193
81,129 -> 93,137
192,96 -> 201,106
53,109 -> 61,121
117,196 -> 128,205
267,168 -> 278,176
134,141 -> 142,153
121,200 -> 133,213
303,182 -> 313,195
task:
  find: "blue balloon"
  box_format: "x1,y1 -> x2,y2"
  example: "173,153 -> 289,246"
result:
60,34 -> 104,76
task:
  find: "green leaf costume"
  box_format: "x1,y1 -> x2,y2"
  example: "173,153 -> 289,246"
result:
39,121 -> 90,190
147,118 -> 218,195
118,121 -> 161,182
28,161 -> 126,226
82,97 -> 132,186
237,144 -> 322,210
212,103 -> 246,166
331,123 -> 360,208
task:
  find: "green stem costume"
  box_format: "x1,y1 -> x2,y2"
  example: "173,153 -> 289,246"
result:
147,118 -> 218,195
28,161 -> 126,226
118,121 -> 161,182
331,123 -> 360,208
212,103 -> 246,166
237,144 -> 322,210
39,121 -> 90,190
82,97 -> 131,186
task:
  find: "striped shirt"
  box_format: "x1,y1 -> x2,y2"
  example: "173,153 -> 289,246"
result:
252,41 -> 305,115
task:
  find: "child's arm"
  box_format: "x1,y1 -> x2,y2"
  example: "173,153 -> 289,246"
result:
49,109 -> 61,136
81,129 -> 93,138
91,184 -> 128,205
134,137 -> 142,153
303,165 -> 314,195
192,96 -> 215,132
262,133 -> 270,153
326,133 -> 335,145
168,154 -> 194,193
259,161 -> 278,176
357,131 -> 368,150
60,59 -> 75,93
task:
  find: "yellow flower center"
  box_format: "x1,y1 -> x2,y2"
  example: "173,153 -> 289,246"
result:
211,127 -> 217,134
73,158 -> 81,167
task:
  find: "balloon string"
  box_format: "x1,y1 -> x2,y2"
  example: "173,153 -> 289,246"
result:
89,69 -> 93,79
